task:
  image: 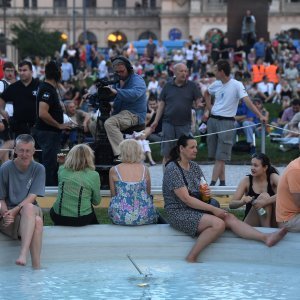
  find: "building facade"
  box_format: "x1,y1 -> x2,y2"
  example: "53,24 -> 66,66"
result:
1,0 -> 300,60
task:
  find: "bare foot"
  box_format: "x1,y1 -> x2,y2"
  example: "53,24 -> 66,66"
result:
186,255 -> 198,263
16,255 -> 27,266
265,227 -> 288,247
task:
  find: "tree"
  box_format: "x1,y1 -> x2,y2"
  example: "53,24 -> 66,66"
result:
11,15 -> 64,59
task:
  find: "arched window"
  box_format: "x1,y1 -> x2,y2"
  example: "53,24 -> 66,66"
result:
138,31 -> 157,40
78,31 -> 98,44
288,28 -> 300,40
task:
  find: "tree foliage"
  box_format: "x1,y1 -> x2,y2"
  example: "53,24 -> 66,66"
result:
11,15 -> 63,59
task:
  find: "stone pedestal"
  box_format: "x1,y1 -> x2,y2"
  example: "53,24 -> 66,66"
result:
227,0 -> 269,44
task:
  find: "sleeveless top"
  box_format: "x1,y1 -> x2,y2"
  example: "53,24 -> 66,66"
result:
245,174 -> 275,216
108,165 -> 158,225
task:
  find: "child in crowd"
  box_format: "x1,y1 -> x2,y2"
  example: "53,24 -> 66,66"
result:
124,131 -> 156,166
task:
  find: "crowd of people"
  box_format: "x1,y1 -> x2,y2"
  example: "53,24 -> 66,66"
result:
0,24 -> 300,267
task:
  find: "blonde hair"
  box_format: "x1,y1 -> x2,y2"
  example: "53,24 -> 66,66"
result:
119,139 -> 144,163
64,144 -> 95,171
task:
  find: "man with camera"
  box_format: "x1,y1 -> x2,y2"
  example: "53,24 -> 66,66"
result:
104,56 -> 147,161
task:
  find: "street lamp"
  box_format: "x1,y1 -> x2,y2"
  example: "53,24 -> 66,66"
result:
83,0 -> 87,41
1,0 -> 11,55
72,0 -> 76,44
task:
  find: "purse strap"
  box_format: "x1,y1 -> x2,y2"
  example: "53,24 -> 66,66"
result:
175,161 -> 190,191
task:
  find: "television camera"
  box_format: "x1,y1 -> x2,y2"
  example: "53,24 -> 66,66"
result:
87,73 -> 120,188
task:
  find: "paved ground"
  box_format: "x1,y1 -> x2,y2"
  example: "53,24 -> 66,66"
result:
149,163 -> 286,187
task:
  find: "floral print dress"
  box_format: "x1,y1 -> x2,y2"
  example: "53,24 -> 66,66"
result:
108,165 -> 158,225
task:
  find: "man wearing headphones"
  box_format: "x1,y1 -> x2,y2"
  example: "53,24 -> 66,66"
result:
34,61 -> 72,186
104,56 -> 147,160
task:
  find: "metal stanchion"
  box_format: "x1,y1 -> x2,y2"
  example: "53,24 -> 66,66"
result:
261,123 -> 266,154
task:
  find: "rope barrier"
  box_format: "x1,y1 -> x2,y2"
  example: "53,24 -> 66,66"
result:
0,123 -> 298,152
268,124 -> 300,135
149,123 -> 300,146
149,122 -> 262,145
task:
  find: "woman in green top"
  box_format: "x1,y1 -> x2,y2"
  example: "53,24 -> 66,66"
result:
50,144 -> 101,226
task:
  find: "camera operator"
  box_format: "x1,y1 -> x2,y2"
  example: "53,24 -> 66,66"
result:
104,56 -> 147,161
34,61 -> 72,186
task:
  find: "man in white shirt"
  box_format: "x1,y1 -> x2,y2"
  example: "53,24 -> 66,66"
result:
204,60 -> 267,186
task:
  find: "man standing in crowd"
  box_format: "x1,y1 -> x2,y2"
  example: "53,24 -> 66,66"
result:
0,61 -> 16,141
276,156 -> 300,232
241,9 -> 256,47
34,61 -> 71,186
104,56 -> 147,161
0,61 -> 39,138
145,37 -> 157,63
204,60 -> 267,186
0,61 -> 16,95
0,134 -> 45,269
151,63 -> 202,164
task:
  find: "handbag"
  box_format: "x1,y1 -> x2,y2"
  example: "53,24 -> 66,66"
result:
175,162 -> 220,208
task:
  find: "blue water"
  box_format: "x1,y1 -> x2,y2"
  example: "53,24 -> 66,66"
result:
0,259 -> 299,299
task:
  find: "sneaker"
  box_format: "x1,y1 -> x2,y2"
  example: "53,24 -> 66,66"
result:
133,130 -> 145,140
124,134 -> 134,139
279,144 -> 289,152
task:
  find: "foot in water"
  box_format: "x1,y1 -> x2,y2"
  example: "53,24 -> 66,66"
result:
16,255 -> 26,267
265,227 -> 288,247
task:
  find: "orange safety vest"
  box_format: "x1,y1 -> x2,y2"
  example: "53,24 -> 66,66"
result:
252,65 -> 266,83
266,65 -> 279,84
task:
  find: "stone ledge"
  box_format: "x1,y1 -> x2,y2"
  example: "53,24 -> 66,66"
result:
1,225 -> 298,267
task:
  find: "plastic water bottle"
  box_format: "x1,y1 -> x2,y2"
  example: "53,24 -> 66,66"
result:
251,197 -> 266,216
199,177 -> 210,202
257,207 -> 267,216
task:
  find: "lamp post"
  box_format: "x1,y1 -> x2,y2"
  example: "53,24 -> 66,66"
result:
72,0 -> 76,44
3,0 -> 8,55
83,0 -> 87,41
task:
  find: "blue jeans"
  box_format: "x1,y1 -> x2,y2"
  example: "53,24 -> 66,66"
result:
34,129 -> 61,186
